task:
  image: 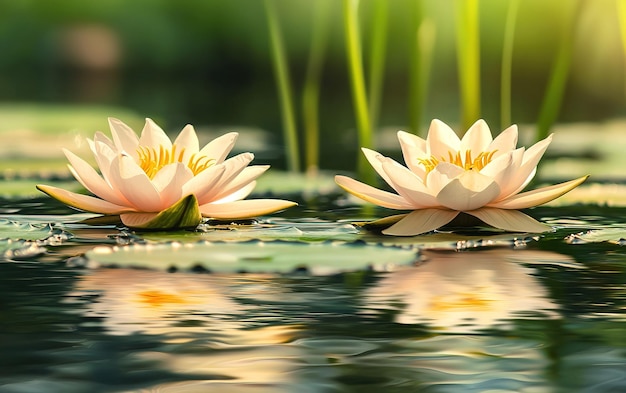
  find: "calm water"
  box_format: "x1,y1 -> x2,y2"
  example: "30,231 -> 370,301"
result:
1,196 -> 625,393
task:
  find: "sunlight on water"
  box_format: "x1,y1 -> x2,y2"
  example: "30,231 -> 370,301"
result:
0,198 -> 625,392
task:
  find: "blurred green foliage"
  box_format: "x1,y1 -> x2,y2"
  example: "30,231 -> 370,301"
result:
0,0 -> 624,170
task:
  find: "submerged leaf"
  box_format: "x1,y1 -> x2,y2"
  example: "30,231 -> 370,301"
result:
81,240 -> 418,275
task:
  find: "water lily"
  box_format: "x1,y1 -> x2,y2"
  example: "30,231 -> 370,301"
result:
37,118 -> 296,229
336,119 -> 588,236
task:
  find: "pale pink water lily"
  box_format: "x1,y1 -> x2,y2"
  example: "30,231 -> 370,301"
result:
37,118 -> 296,229
335,119 -> 588,236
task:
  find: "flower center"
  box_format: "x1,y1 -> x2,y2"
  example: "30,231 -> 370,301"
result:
137,144 -> 215,179
418,150 -> 496,173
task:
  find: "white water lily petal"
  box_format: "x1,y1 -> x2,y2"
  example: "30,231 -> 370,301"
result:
466,207 -> 551,233
210,165 -> 268,202
382,209 -> 459,236
152,163 -> 194,207
173,124 -> 199,162
200,199 -> 297,219
64,148 -> 130,206
488,175 -> 589,210
397,131 -> 428,177
426,162 -> 464,194
182,164 -> 226,204
110,155 -> 163,211
382,159 -> 439,208
108,117 -> 139,158
427,119 -> 460,158
460,119 -> 492,153
198,132 -> 239,164
212,181 -> 257,204
200,153 -> 255,203
436,171 -> 501,211
500,135 -> 553,199
488,124 -> 518,158
362,148 -> 395,186
139,118 -> 172,149
36,184 -> 132,214
335,175 -> 415,210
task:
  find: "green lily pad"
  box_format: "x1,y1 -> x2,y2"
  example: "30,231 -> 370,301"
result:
0,219 -> 54,240
565,228 -> 626,245
81,240 -> 418,275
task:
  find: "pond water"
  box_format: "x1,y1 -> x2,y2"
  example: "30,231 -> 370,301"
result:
1,193 -> 625,393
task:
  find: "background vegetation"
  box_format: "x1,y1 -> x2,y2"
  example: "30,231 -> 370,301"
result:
0,0 -> 624,171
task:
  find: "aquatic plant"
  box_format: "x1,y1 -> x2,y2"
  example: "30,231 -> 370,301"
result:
335,119 -> 588,236
36,118 -> 296,229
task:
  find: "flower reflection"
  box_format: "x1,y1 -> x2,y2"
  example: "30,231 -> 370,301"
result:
67,269 -> 319,391
70,269 -> 297,343
364,249 -> 568,333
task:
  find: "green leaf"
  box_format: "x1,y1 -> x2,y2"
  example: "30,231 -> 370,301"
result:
565,228 -> 626,245
122,194 -> 202,230
82,240 -> 418,275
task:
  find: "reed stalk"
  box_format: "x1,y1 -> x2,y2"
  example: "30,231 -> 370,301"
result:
500,0 -> 520,129
344,0 -> 374,182
302,0 -> 331,175
409,17 -> 436,136
367,0 -> 388,132
455,0 -> 481,132
264,0 -> 300,172
536,0 -> 582,141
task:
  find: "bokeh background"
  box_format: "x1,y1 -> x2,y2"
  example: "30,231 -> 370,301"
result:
0,0 -> 624,172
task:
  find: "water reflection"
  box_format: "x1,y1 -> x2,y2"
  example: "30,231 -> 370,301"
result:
68,269 -> 324,392
364,249 -> 568,333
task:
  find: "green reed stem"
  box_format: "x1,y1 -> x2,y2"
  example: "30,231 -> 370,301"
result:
536,0 -> 582,142
500,0 -> 520,129
367,0 -> 388,132
455,0 -> 481,131
302,0 -> 331,175
409,18 -> 436,136
264,0 -> 300,172
616,0 -> 626,100
344,0 -> 374,181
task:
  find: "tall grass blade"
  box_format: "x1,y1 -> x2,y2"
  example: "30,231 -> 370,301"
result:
500,0 -> 520,129
367,0 -> 389,132
344,0 -> 374,182
409,17 -> 436,136
536,0 -> 582,142
302,0 -> 331,175
455,0 -> 481,132
264,0 -> 300,172
616,0 -> 626,100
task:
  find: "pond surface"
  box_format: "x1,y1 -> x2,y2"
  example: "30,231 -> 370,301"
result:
1,194 -> 625,393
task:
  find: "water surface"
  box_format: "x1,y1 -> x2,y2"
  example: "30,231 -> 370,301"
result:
1,197 -> 625,392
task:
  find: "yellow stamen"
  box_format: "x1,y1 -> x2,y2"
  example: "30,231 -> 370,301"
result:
418,149 -> 496,173
137,144 -> 215,179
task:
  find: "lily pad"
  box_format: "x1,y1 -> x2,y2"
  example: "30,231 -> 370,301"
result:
565,228 -> 626,245
0,219 -> 54,241
81,240 -> 418,275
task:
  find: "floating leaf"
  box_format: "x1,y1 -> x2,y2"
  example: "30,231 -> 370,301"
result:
0,219 -> 54,241
81,240 -> 418,275
565,228 -> 626,245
